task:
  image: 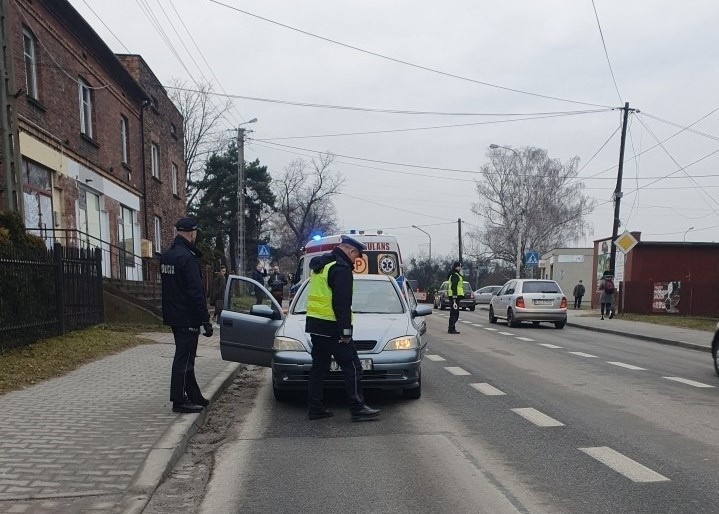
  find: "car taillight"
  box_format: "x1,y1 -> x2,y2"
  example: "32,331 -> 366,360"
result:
560,297 -> 568,308
470,292 -> 475,298
515,296 -> 525,308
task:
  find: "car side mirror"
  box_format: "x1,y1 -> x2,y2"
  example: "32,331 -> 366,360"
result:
250,304 -> 276,319
412,304 -> 433,318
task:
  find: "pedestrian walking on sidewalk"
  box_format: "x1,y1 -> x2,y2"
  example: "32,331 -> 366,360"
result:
573,280 -> 586,309
447,261 -> 463,334
161,217 -> 214,414
208,265 -> 227,322
305,235 -> 380,422
598,270 -> 616,320
268,262 -> 288,306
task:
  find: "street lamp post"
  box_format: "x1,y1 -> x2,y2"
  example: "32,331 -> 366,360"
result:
490,144 -> 524,279
683,226 -> 694,242
237,118 -> 258,276
411,225 -> 432,259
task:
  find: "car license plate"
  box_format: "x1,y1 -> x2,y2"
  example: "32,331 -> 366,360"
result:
331,359 -> 373,371
533,299 -> 553,305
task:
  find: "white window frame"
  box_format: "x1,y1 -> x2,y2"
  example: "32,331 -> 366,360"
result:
171,163 -> 178,195
120,116 -> 128,164
23,30 -> 38,99
154,216 -> 162,254
79,79 -> 93,137
151,143 -> 159,178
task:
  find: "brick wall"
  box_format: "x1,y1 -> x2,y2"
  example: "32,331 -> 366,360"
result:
117,55 -> 186,253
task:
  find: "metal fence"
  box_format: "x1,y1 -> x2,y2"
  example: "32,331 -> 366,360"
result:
0,243 -> 104,349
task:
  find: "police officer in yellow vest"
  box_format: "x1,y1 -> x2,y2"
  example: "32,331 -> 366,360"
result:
305,235 -> 381,422
447,261 -> 464,334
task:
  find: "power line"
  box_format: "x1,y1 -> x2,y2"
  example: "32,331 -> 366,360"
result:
204,0 -> 613,109
591,0 -> 623,103
340,193 -> 457,222
574,122 -> 622,177
640,111 -> 719,143
80,0 -> 131,53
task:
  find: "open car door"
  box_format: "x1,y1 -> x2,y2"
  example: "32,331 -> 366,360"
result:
219,275 -> 285,367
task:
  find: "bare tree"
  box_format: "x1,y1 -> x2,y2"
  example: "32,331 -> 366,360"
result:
168,78 -> 232,206
270,153 -> 344,258
471,146 -> 593,271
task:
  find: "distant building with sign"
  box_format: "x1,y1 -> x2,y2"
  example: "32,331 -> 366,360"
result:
539,248 -> 593,297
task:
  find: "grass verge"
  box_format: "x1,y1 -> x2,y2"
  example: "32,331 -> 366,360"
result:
612,313 -> 717,332
0,324 -> 165,395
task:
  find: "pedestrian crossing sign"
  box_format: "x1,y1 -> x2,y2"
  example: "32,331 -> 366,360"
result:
257,245 -> 271,257
525,251 -> 540,266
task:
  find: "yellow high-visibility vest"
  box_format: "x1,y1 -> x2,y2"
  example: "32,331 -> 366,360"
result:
306,261 -> 337,321
447,272 -> 464,296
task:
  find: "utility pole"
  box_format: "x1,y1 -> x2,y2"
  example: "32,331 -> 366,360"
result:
609,102 -> 633,275
0,0 -> 23,213
516,217 -> 523,279
234,118 -> 257,276
457,218 -> 463,264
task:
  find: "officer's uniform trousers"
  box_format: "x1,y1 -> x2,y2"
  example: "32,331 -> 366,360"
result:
307,334 -> 364,413
170,326 -> 203,404
448,300 -> 460,331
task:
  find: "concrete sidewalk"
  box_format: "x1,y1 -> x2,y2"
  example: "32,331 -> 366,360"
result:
0,332 -> 240,514
566,308 -> 713,352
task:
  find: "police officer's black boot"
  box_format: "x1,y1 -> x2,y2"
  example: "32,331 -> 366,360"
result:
351,405 -> 380,422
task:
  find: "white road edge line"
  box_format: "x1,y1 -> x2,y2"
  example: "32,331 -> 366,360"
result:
471,324 -> 483,327
569,351 -> 597,358
607,361 -> 647,371
511,408 -> 565,427
497,332 -> 515,336
484,328 -> 498,332
470,383 -> 506,396
426,354 -> 446,362
444,366 -> 471,376
538,343 -> 562,349
516,337 -> 534,342
579,447 -> 670,483
663,376 -> 715,388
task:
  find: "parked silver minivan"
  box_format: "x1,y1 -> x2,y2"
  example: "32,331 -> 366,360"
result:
489,279 -> 568,329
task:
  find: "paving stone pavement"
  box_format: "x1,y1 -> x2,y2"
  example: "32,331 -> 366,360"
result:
0,332 -> 227,513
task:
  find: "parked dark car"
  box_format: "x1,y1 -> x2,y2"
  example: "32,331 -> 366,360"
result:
712,322 -> 719,377
434,280 -> 475,311
219,274 -> 432,401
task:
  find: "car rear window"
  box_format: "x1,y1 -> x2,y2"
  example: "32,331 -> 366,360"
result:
521,281 -> 561,294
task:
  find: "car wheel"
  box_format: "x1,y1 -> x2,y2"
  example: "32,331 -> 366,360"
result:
489,306 -> 497,324
713,344 -> 719,377
469,306 -> 476,311
554,321 -> 566,329
507,308 -> 519,328
403,376 -> 422,399
273,384 -> 292,402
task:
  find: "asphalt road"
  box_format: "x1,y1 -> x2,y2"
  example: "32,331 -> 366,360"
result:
200,308 -> 719,513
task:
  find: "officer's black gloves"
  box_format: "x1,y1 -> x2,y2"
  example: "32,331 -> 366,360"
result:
202,322 -> 214,337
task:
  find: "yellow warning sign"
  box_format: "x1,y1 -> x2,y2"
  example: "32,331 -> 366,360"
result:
614,231 -> 638,255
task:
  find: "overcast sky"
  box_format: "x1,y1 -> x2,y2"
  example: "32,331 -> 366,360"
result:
69,0 -> 719,260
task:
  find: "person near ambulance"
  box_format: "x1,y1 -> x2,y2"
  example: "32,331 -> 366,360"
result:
305,235 -> 380,422
447,261 -> 463,334
599,270 -> 616,320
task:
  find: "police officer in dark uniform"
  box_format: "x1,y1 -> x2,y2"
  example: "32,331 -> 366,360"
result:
447,261 -> 463,334
161,217 -> 214,413
305,235 -> 380,422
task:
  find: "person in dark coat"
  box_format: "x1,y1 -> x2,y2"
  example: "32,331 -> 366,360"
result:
251,260 -> 268,304
161,217 -> 213,414
267,262 -> 288,305
598,270 -> 615,320
572,280 -> 586,309
208,265 -> 227,322
305,236 -> 380,422
447,261 -> 463,334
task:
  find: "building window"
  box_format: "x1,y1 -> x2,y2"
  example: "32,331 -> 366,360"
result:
79,79 -> 93,137
154,216 -> 162,254
120,116 -> 128,164
22,160 -> 53,245
171,163 -> 178,195
119,206 -> 135,271
151,143 -> 159,178
23,30 -> 38,99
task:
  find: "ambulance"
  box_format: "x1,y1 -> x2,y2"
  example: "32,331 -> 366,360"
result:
291,230 -> 404,294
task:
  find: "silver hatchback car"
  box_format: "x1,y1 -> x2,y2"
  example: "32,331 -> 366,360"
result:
489,279 -> 568,329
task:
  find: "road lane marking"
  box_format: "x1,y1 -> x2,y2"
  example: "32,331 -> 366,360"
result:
607,361 -> 647,371
471,324 -> 483,327
539,343 -> 562,349
498,331 -> 515,336
511,408 -> 565,427
484,328 -> 498,331
579,447 -> 669,483
444,367 -> 471,376
460,321 -> 472,324
516,337 -> 534,342
663,376 -> 715,388
470,383 -> 506,396
569,351 -> 597,358
426,354 -> 446,362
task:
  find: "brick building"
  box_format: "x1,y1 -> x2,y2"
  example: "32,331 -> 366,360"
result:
0,0 -> 185,279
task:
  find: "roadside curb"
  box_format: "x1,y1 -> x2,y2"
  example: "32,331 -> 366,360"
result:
566,321 -> 711,353
121,361 -> 241,514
